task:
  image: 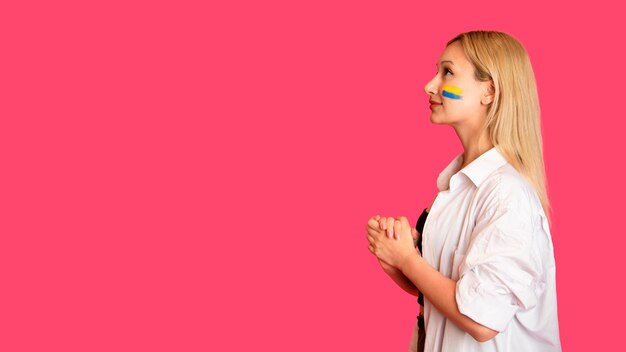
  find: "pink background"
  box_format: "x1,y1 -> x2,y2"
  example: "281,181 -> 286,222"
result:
1,0 -> 624,350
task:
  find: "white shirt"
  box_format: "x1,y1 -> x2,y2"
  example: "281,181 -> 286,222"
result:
420,147 -> 561,351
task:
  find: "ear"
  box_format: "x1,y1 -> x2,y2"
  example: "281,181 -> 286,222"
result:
481,80 -> 495,105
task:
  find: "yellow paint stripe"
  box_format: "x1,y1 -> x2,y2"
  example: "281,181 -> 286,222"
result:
443,85 -> 463,95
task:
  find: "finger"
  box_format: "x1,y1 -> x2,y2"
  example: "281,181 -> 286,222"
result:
400,216 -> 411,233
386,217 -> 395,239
367,217 -> 380,230
367,234 -> 375,244
380,217 -> 387,230
411,227 -> 418,240
394,219 -> 402,240
367,226 -> 382,238
400,216 -> 413,240
368,245 -> 374,254
368,214 -> 381,222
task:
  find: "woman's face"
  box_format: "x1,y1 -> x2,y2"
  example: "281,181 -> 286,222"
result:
424,41 -> 493,127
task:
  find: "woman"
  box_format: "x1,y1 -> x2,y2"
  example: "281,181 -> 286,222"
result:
366,31 -> 561,351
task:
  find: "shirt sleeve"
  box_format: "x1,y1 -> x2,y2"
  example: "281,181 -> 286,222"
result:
455,188 -> 546,332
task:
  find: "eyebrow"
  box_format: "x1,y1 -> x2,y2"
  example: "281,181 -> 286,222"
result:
436,60 -> 455,67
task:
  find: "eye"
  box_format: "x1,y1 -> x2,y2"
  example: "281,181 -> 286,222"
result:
443,67 -> 453,76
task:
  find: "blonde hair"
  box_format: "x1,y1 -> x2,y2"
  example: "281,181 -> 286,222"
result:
447,31 -> 552,222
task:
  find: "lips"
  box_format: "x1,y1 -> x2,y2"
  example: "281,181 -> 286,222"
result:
429,100 -> 442,111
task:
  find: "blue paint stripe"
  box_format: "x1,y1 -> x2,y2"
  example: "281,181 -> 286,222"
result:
443,90 -> 462,100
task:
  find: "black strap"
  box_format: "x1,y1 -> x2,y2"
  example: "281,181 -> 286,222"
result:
415,208 -> 429,306
415,208 -> 429,254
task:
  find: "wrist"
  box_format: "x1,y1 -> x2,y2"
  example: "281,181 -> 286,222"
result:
399,251 -> 419,274
385,266 -> 400,275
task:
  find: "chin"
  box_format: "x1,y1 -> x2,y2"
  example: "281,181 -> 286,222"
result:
429,114 -> 447,125
430,111 -> 460,126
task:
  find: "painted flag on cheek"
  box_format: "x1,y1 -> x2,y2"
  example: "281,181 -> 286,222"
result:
442,85 -> 463,100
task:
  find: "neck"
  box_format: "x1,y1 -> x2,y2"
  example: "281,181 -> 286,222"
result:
453,122 -> 494,169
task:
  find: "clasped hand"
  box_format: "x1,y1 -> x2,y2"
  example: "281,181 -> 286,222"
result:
366,215 -> 421,272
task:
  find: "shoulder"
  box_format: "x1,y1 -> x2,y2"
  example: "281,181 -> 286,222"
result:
466,163 -> 555,274
476,163 -> 544,225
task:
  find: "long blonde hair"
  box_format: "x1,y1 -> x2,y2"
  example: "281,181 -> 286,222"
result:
447,31 -> 551,221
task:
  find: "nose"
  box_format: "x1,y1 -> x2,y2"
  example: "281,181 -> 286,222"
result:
424,76 -> 439,96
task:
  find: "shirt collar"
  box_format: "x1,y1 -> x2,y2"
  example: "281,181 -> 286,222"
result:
437,147 -> 508,191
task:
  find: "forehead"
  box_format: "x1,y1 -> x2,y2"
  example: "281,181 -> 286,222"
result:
436,42 -> 469,69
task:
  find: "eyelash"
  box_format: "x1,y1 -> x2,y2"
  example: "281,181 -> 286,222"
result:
443,67 -> 453,76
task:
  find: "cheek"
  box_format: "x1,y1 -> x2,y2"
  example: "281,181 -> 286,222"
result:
441,84 -> 464,100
